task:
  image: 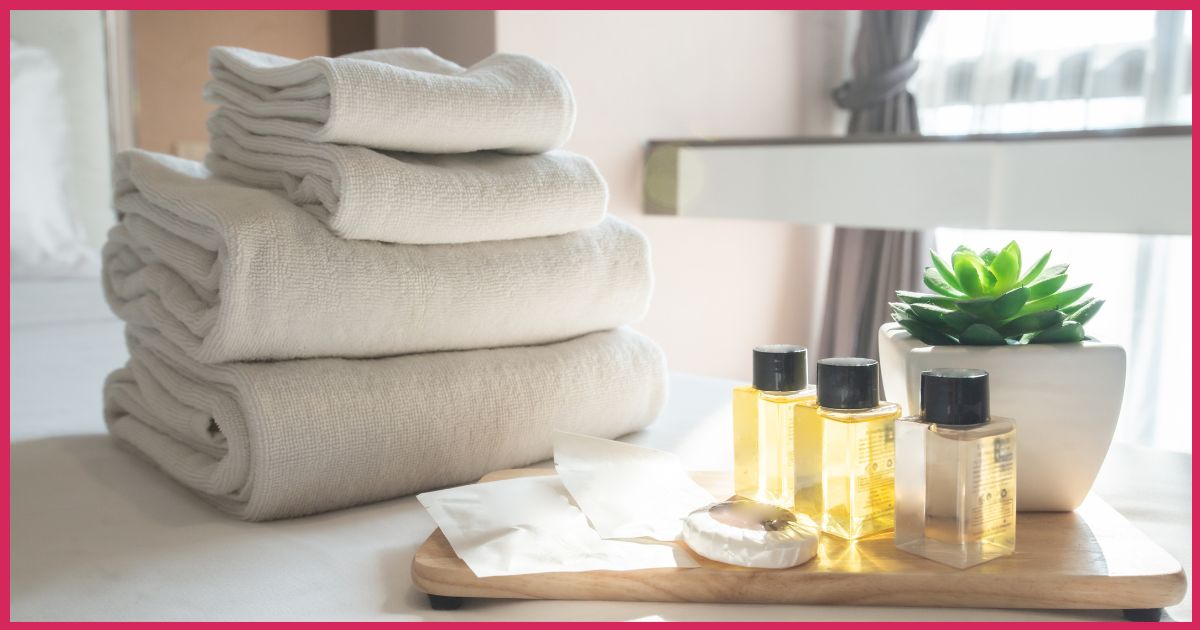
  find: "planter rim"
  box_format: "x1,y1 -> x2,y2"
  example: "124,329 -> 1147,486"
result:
879,322 -> 1122,351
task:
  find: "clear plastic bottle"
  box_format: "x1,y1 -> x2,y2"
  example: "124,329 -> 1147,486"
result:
814,358 -> 901,540
732,345 -> 816,510
895,368 -> 1017,569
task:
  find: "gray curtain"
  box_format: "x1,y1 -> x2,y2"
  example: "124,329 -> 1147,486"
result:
819,10 -> 934,361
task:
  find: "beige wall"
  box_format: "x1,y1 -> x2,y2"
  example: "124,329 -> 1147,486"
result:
132,11 -> 329,155
494,11 -> 848,380
376,11 -> 494,66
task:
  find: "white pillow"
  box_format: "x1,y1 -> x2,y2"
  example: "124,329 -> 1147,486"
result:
9,40 -> 96,278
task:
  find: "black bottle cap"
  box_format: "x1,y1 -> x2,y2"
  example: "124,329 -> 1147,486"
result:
816,358 -> 880,409
921,368 -> 990,426
752,345 -> 807,392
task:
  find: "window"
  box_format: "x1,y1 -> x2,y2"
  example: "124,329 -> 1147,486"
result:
913,10 -> 1192,134
915,11 -> 1192,452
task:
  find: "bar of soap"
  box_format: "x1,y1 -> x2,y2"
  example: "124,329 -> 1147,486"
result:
682,499 -> 819,569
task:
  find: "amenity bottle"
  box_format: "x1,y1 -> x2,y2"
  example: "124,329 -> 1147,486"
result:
732,345 -> 815,510
815,357 -> 900,540
895,368 -> 1016,569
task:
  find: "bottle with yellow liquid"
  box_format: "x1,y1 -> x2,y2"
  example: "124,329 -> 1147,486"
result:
732,345 -> 815,510
815,357 -> 900,540
895,368 -> 1016,568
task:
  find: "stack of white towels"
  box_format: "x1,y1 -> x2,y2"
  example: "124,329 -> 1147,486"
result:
101,47 -> 667,521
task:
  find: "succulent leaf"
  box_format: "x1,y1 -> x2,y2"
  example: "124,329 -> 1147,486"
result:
910,302 -> 953,324
1066,298 -> 1104,325
1026,272 -> 1069,299
954,297 -> 996,319
952,247 -> 989,296
929,250 -> 963,292
907,303 -> 976,333
1029,322 -> 1086,343
958,323 -> 1006,345
981,265 -> 999,293
954,286 -> 1027,323
941,309 -> 978,333
1036,263 -> 1069,280
1016,284 -> 1092,317
988,241 -> 1022,293
895,290 -> 957,309
1060,297 -> 1091,318
923,267 -> 964,297
980,248 -> 998,264
999,310 -> 1066,336
1018,250 -> 1052,286
897,318 -> 959,345
890,302 -> 915,322
992,286 -> 1030,319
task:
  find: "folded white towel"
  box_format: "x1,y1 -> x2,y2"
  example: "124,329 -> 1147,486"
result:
205,46 -> 575,154
105,325 -> 667,520
102,150 -> 652,363
205,109 -> 607,244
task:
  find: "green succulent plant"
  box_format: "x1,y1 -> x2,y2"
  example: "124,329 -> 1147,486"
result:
891,241 -> 1103,346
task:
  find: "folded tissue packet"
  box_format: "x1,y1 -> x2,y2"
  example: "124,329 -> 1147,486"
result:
418,475 -> 696,577
553,432 -> 716,542
417,434 -> 716,576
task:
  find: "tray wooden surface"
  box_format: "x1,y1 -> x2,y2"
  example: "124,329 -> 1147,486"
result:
411,468 -> 1186,614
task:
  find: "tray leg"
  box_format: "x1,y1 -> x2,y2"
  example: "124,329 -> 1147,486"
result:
428,594 -> 465,611
1122,608 -> 1164,622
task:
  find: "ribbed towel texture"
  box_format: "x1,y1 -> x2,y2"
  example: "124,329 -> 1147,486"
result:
106,325 -> 667,520
102,151 -> 652,363
205,46 -> 575,154
205,109 -> 607,244
102,46 -> 664,521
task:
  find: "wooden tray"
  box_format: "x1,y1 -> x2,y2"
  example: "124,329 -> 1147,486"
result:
412,469 -> 1187,620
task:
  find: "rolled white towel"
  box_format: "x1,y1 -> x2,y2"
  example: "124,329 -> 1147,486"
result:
205,109 -> 607,244
105,325 -> 668,520
102,150 -> 653,363
205,46 -> 575,154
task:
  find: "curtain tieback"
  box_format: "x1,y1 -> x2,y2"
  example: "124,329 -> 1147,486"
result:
833,58 -> 920,111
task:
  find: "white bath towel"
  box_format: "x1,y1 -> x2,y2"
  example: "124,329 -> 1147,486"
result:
205,46 -> 575,154
205,109 -> 607,244
102,151 -> 652,363
104,325 -> 668,520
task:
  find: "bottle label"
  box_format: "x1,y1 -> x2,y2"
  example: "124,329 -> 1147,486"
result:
855,421 -> 896,519
969,433 -> 1016,538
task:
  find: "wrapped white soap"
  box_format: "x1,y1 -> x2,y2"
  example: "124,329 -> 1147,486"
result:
682,499 -> 819,569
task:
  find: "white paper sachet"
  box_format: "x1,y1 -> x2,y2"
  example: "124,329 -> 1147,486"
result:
417,475 -> 697,577
553,432 -> 716,542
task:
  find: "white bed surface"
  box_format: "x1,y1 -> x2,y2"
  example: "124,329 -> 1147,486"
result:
9,279 -> 1191,621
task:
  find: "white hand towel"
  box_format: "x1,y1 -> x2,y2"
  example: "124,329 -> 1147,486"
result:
205,109 -> 607,244
105,325 -> 668,521
102,150 -> 652,363
205,46 -> 575,154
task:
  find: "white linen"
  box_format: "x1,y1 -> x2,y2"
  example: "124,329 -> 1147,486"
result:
417,475 -> 695,578
102,150 -> 652,363
105,324 -> 667,521
205,109 -> 606,244
205,46 -> 575,154
9,41 -> 97,277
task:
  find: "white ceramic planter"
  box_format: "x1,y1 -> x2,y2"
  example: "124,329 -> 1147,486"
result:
878,323 -> 1126,512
